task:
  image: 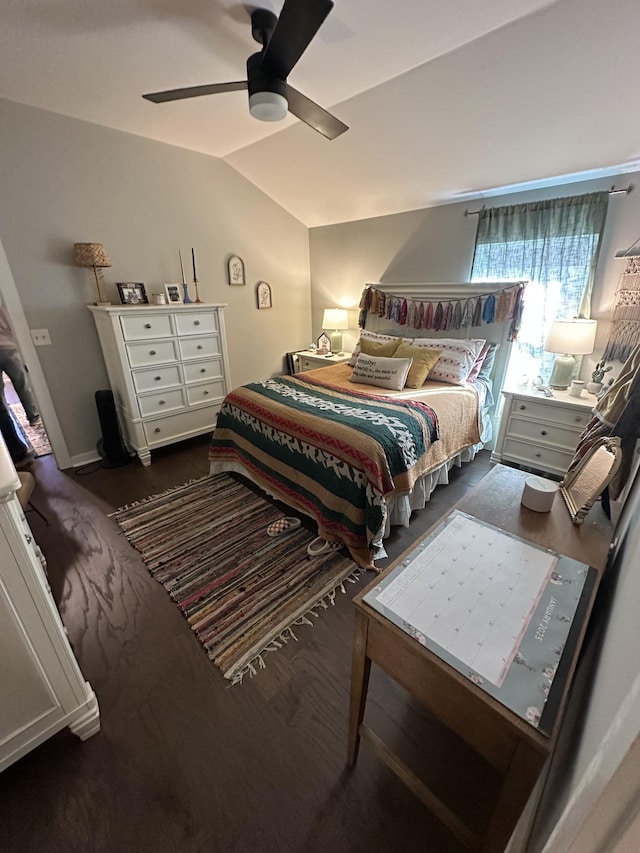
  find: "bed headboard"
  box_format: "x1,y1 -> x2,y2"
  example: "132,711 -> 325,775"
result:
361,281 -> 527,445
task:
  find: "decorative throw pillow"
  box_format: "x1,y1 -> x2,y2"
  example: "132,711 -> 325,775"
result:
477,342 -> 500,382
348,331 -> 401,366
359,337 -> 401,359
393,342 -> 441,388
466,341 -> 491,383
405,337 -> 486,385
350,354 -> 413,391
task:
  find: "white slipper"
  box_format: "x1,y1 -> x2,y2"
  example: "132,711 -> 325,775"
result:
306,537 -> 343,557
267,517 -> 301,537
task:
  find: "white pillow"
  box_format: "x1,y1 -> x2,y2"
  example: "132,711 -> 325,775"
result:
348,331 -> 402,366
350,354 -> 413,391
406,337 -> 485,385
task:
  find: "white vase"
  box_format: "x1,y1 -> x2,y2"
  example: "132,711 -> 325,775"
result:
586,381 -> 603,394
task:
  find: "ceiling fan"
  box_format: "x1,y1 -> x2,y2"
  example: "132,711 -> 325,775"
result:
142,0 -> 348,141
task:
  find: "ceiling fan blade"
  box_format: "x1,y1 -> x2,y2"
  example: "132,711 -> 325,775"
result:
262,0 -> 334,80
143,81 -> 247,104
286,86 -> 348,140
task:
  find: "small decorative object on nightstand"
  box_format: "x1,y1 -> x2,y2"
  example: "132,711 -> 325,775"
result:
586,358 -> 612,394
316,332 -> 331,354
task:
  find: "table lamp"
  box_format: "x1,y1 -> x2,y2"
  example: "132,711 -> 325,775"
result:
322,308 -> 349,354
544,318 -> 597,389
74,242 -> 112,305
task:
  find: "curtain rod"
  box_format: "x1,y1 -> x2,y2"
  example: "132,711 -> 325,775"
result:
464,184 -> 635,217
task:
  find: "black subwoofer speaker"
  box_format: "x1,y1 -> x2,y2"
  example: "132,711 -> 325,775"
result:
95,390 -> 132,468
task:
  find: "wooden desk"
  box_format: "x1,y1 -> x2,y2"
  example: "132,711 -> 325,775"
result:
348,464 -> 613,852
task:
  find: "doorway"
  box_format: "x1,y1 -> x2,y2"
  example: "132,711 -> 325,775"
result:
2,372 -> 53,459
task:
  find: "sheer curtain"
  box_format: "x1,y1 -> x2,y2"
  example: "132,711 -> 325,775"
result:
471,192 -> 609,384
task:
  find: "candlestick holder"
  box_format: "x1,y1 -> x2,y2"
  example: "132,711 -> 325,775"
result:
193,277 -> 203,304
181,282 -> 193,303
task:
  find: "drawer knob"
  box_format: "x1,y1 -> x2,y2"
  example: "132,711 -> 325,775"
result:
203,390 -> 209,396
575,416 -> 582,422
159,400 -> 166,405
150,350 -> 156,355
541,430 -> 547,436
154,427 -> 161,434
519,404 -> 526,411
145,323 -> 152,329
155,376 -> 161,381
197,345 -> 203,350
194,320 -> 200,326
535,452 -> 542,458
200,368 -> 206,373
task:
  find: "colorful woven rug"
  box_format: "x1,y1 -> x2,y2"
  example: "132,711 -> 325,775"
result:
112,474 -> 361,683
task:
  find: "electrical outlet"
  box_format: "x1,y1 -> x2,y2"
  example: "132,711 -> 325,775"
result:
30,328 -> 52,346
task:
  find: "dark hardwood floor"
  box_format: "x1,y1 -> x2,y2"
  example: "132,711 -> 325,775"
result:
2,439 -> 497,853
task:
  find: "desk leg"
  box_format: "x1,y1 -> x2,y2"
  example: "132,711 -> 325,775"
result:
483,741 -> 545,853
347,608 -> 371,768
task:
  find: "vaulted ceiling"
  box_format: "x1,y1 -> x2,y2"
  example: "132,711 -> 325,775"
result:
1,0 -> 638,226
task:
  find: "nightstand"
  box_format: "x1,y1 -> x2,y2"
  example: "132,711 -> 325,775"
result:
491,386 -> 595,478
297,350 -> 352,371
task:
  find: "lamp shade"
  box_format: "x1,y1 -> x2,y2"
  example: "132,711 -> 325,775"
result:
73,243 -> 112,269
544,319 -> 597,355
322,308 -> 349,331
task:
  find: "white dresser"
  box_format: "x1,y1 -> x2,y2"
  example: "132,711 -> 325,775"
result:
491,387 -> 594,477
0,440 -> 99,772
89,304 -> 231,466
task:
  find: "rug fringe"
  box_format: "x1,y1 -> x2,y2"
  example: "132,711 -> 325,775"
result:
227,568 -> 365,685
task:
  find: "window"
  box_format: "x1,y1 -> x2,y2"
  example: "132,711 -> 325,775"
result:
471,193 -> 608,385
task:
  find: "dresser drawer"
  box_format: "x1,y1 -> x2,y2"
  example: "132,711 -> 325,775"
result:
186,380 -> 226,406
174,312 -> 218,336
502,437 -> 574,476
143,404 -> 220,446
505,416 -> 583,452
178,335 -> 221,360
138,388 -> 185,417
120,314 -> 172,341
126,340 -> 178,368
132,365 -> 182,394
183,359 -> 223,384
509,398 -> 591,429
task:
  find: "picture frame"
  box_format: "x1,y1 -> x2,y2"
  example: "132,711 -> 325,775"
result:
316,332 -> 331,354
164,283 -> 183,304
256,281 -> 272,310
227,255 -> 246,286
116,282 -> 148,305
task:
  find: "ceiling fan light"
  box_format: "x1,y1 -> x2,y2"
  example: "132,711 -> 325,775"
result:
249,91 -> 288,122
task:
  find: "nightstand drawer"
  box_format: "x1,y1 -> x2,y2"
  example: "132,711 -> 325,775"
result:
509,398 -> 592,429
502,437 -> 574,476
505,416 -> 583,452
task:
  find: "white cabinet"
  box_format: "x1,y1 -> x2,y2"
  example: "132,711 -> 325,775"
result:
491,387 -> 594,477
89,304 -> 231,466
0,440 -> 99,773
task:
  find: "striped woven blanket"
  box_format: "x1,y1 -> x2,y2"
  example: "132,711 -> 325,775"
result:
209,375 -> 439,561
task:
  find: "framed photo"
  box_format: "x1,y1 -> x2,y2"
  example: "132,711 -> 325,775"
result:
164,283 -> 183,304
256,281 -> 272,310
117,282 -> 148,305
227,255 -> 245,286
316,332 -> 331,354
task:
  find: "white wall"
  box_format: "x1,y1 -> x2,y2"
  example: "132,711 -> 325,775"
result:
308,175 -> 640,380
0,98 -> 311,465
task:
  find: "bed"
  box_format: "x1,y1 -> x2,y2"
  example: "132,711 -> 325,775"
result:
209,281 -> 525,568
